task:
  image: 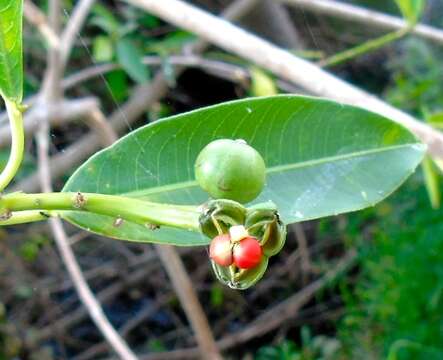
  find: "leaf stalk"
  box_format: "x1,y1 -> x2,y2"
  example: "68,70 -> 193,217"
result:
0,99 -> 24,191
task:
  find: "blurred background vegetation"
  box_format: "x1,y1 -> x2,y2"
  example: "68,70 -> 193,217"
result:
1,0 -> 443,359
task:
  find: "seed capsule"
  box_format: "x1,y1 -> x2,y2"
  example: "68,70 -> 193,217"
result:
195,139 -> 266,204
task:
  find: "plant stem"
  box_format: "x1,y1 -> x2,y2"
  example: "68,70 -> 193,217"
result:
0,99 -> 24,191
320,27 -> 411,68
0,210 -> 53,225
0,192 -> 201,231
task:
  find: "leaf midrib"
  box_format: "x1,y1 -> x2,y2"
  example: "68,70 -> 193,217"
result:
121,142 -> 423,198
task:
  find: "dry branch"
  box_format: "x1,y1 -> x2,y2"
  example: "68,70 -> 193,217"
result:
125,0 -> 443,160
156,245 -> 222,359
24,0 -> 60,48
59,0 -> 96,69
0,97 -> 99,146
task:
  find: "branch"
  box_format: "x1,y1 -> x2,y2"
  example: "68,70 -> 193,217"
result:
293,223 -> 311,283
62,55 -> 300,94
156,245 -> 222,359
0,97 -> 99,146
46,218 -> 139,360
242,0 -> 303,48
23,0 -> 60,49
279,0 -> 443,45
59,0 -> 96,70
124,0 -> 443,160
41,0 -> 63,101
85,107 -> 118,147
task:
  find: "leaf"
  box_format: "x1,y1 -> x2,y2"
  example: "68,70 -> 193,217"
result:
422,156 -> 440,209
90,3 -> 120,36
105,70 -> 128,102
0,0 -> 23,102
116,38 -> 149,83
146,31 -> 196,54
394,0 -> 426,24
62,95 -> 425,245
250,67 -> 278,97
92,36 -> 113,62
426,111 -> 443,129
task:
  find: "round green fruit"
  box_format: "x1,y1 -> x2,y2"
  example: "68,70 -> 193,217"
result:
195,139 -> 266,203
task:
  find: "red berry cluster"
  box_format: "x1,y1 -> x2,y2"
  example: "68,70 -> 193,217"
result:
209,231 -> 262,269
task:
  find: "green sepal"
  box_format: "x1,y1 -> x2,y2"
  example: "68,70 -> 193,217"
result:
245,201 -> 286,257
199,199 -> 246,238
210,258 -> 269,290
233,257 -> 269,289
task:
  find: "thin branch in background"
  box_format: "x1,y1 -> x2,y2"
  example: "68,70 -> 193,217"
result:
125,0 -> 443,161
59,0 -> 96,71
41,0 -> 63,102
242,0 -> 303,49
279,0 -> 443,45
46,218 -> 139,360
293,223 -> 311,285
85,107 -> 118,147
24,0 -> 60,49
156,245 -> 222,360
0,97 -> 99,146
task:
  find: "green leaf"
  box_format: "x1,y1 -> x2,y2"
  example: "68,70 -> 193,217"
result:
426,111 -> 443,130
394,0 -> 426,24
105,70 -> 128,103
116,38 -> 149,83
92,36 -> 113,62
0,0 -> 23,102
62,95 -> 425,245
250,67 -> 278,97
90,3 -> 120,36
422,156 -> 440,209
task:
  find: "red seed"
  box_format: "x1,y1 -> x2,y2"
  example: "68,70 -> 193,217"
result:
209,234 -> 233,266
233,236 -> 262,269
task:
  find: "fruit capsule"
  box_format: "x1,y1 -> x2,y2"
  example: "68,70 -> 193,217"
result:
195,139 -> 266,204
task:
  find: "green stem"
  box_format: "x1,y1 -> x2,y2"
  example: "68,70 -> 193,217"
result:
320,27 -> 411,68
0,99 -> 24,191
0,192 -> 201,231
0,210 -> 53,225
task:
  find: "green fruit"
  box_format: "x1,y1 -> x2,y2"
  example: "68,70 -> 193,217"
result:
195,139 -> 266,203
